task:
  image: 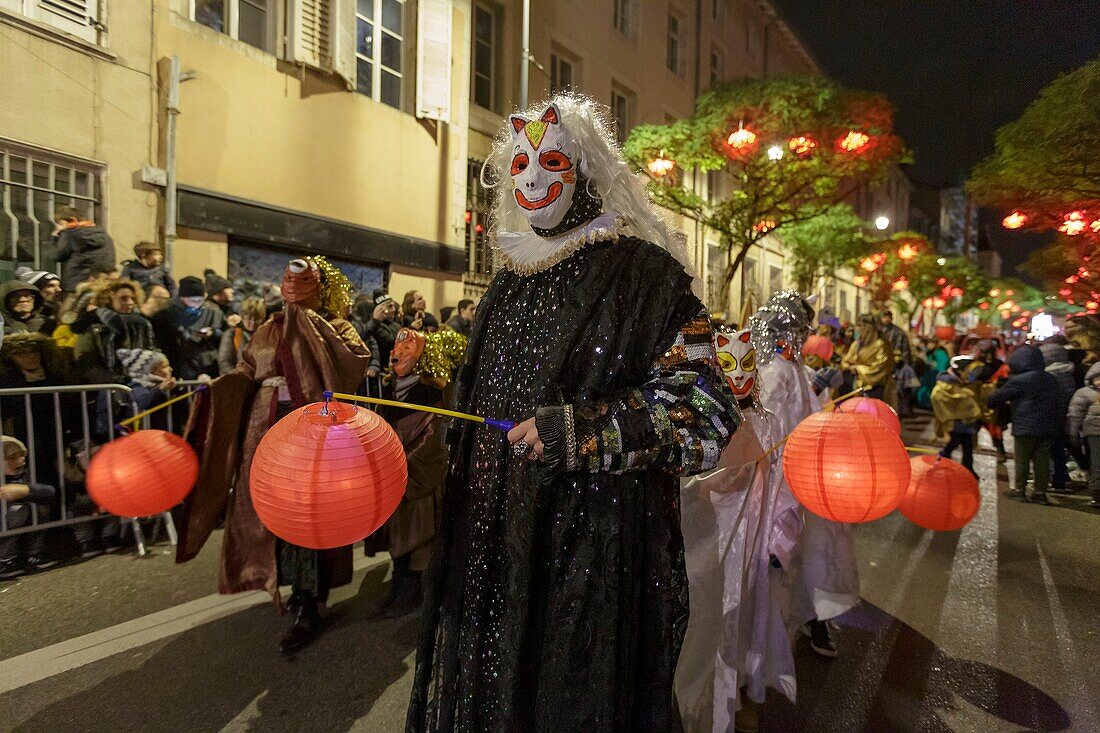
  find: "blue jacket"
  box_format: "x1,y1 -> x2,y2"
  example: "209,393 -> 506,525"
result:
987,345 -> 1061,438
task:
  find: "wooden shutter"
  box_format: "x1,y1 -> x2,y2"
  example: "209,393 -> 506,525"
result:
416,0 -> 452,123
331,0 -> 357,89
289,0 -> 333,70
35,0 -> 98,43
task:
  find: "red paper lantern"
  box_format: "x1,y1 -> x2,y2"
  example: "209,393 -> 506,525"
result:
803,334 -> 835,362
900,455 -> 980,531
87,430 -> 199,517
836,396 -> 901,436
782,412 -> 910,523
250,401 -> 407,550
934,325 -> 956,341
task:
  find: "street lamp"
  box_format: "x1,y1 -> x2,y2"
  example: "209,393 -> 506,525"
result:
875,215 -> 890,231
937,257 -> 946,266
767,145 -> 784,161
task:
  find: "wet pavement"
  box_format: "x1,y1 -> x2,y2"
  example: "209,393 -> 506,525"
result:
1,413 -> 1097,732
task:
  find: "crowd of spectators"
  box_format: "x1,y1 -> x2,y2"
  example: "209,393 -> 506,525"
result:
1,216 -> 480,578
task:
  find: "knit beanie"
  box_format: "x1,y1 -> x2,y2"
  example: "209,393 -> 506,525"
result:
179,276 -> 205,299
117,348 -> 166,383
373,288 -> 393,306
205,269 -> 232,294
14,266 -> 61,290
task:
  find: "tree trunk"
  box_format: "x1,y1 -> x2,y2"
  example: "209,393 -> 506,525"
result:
715,236 -> 756,321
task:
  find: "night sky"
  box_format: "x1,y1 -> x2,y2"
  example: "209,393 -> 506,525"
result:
772,1 -> 1100,276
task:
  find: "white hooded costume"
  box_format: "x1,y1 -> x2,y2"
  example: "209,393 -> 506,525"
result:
676,329 -> 803,732
751,292 -> 861,628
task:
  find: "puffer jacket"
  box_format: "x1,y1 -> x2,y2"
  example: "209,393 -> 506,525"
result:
987,345 -> 1061,439
1067,362 -> 1100,442
1039,343 -> 1076,431
55,223 -> 116,289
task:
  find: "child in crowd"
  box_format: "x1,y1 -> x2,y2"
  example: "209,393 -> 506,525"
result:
931,355 -> 984,475
0,436 -> 57,580
120,242 -> 176,296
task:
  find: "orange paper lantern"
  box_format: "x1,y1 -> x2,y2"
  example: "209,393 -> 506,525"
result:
250,401 -> 407,550
900,455 -> 980,531
803,334 -> 835,362
782,412 -> 910,523
87,430 -> 199,517
836,396 -> 901,436
934,325 -> 956,341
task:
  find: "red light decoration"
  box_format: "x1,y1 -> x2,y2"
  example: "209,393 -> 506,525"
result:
727,125 -> 757,149
1060,288 -> 1072,296
934,325 -> 957,341
900,455 -> 980,530
1080,270 -> 1091,278
463,210 -> 472,224
1066,276 -> 1079,284
788,135 -> 818,156
932,297 -> 947,309
853,274 -> 869,287
1002,211 -> 1028,229
87,430 -> 199,517
989,288 -> 1001,297
782,412 -> 910,523
836,396 -> 901,436
250,401 -> 408,550
647,155 -> 676,177
860,257 -> 878,272
803,334 -> 835,362
897,243 -> 919,261
1087,301 -> 1099,310
1092,220 -> 1100,234
921,297 -> 934,308
979,302 -> 990,310
837,130 -> 871,153
892,277 -> 909,291
1005,289 -> 1014,295
753,219 -> 777,233
950,287 -> 964,297
1059,211 -> 1088,236
936,277 -> 947,286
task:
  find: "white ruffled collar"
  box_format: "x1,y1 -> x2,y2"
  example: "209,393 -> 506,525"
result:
495,212 -> 626,275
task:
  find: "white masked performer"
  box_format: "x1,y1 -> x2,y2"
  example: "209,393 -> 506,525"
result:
750,292 -> 860,659
407,95 -> 740,732
676,329 -> 802,733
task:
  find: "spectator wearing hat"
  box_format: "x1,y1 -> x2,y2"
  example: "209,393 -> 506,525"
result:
361,288 -> 400,376
1,280 -> 52,336
14,267 -> 64,326
121,241 -> 176,296
1,436 -> 58,580
53,205 -> 116,291
204,269 -> 239,324
96,348 -> 177,437
151,276 -> 225,380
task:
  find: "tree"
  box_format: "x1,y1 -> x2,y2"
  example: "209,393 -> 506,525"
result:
623,75 -> 906,310
968,55 -> 1100,242
779,203 -> 873,292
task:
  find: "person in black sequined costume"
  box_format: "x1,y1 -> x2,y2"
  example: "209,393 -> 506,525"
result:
407,95 -> 740,732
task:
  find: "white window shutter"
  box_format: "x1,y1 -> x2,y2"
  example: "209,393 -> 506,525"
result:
35,0 -> 98,43
416,0 -> 452,123
289,0 -> 333,71
331,0 -> 356,90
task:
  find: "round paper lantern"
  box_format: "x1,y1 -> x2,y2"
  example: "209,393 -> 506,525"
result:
87,430 -> 199,517
250,401 -> 407,550
803,334 -> 835,362
934,325 -> 956,341
836,396 -> 901,436
900,455 -> 980,531
782,412 -> 910,523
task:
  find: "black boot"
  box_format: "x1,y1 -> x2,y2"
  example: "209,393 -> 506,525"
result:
384,572 -> 422,619
279,591 -> 323,656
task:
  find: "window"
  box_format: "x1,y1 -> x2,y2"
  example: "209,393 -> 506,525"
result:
706,244 -> 725,313
706,169 -> 720,203
472,3 -> 498,110
550,53 -> 575,95
666,13 -> 681,74
839,290 -> 850,322
742,257 -> 760,309
710,47 -> 724,85
0,139 -> 104,270
610,87 -> 634,145
1,0 -> 100,43
613,0 -> 633,36
768,264 -> 783,296
356,0 -> 405,109
192,0 -> 273,52
465,159 -> 493,277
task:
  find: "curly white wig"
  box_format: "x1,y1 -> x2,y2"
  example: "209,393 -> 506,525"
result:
481,93 -> 692,272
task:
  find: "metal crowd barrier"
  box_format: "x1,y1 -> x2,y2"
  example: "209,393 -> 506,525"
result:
0,381 -> 207,557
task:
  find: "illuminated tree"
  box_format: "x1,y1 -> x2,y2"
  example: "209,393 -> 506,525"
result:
780,204 -> 873,292
968,55 -> 1100,246
624,75 -> 906,309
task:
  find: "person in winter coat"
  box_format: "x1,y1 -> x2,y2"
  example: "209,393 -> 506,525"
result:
988,345 -> 1062,504
120,241 -> 176,296
74,279 -> 157,385
0,280 -> 50,336
53,205 -> 116,290
360,289 -> 400,378
1039,342 -> 1077,493
150,276 -> 225,380
217,297 -> 265,375
1,436 -> 58,580
931,355 -> 984,474
970,340 -> 1009,461
1068,362 -> 1100,507
96,348 -> 177,437
14,267 -> 64,327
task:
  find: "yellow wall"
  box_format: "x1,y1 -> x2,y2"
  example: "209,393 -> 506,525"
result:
0,7 -> 158,266
389,265 -> 467,318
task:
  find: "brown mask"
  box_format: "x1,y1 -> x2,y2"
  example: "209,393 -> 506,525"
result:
390,327 -> 425,377
281,258 -> 322,307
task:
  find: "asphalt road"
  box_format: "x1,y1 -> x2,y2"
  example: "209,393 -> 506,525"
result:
1,414 -> 1097,732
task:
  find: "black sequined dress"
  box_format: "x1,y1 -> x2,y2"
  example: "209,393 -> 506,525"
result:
407,237 -> 739,732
